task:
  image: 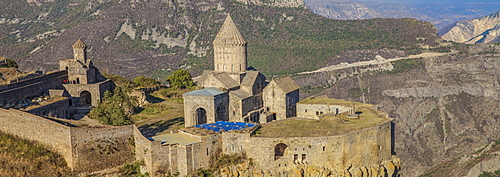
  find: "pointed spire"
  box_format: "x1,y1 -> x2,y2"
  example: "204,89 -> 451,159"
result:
72,38 -> 86,49
213,14 -> 247,45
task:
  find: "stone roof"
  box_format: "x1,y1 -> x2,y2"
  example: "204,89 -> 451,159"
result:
229,89 -> 252,99
183,88 -> 224,96
272,76 -> 299,93
241,70 -> 260,86
72,38 -> 86,49
213,14 -> 247,45
210,72 -> 239,89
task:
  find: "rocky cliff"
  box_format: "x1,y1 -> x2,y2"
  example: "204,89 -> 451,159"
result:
210,156 -> 401,177
441,11 -> 500,44
295,43 -> 500,176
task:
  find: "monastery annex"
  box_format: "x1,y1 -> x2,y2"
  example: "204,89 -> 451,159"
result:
0,14 -> 400,177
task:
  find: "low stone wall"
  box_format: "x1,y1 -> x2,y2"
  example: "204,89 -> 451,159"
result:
296,103 -> 352,119
0,70 -> 67,102
26,98 -> 69,118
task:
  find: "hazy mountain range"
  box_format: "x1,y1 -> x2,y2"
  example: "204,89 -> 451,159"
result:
305,0 -> 500,32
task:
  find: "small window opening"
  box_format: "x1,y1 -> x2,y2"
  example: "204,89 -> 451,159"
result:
294,154 -> 298,161
305,109 -> 307,113
302,154 -> 306,161
316,111 -> 319,115
323,146 -> 326,151
206,148 -> 209,156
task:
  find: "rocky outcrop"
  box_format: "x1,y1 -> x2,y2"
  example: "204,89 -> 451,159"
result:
306,0 -> 381,20
441,11 -> 500,44
214,156 -> 401,177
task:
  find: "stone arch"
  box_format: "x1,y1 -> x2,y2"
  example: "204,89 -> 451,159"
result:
195,107 -> 207,124
80,90 -> 91,106
274,143 -> 287,160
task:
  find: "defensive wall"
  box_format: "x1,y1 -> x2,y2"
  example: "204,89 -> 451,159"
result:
218,120 -> 395,175
135,129 -> 222,176
62,79 -> 114,107
0,109 -> 135,173
296,103 -> 353,119
0,70 -> 67,102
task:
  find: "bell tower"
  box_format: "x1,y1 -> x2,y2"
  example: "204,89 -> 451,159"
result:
72,38 -> 86,63
213,14 -> 247,72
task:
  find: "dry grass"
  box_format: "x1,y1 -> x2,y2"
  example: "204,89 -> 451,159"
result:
134,95 -> 185,137
0,131 -> 70,176
255,108 -> 389,137
23,96 -> 67,111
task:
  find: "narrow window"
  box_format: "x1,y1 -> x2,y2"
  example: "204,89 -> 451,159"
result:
305,109 -> 307,113
294,154 -> 298,161
233,111 -> 236,115
302,154 -> 306,161
316,111 -> 319,115
323,146 -> 326,151
206,148 -> 209,156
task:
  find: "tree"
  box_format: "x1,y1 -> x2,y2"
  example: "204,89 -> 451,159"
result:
133,75 -> 160,87
0,58 -> 18,68
88,86 -> 137,126
166,69 -> 195,89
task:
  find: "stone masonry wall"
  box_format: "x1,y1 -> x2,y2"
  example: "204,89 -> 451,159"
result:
296,104 -> 352,119
0,109 -> 74,168
228,120 -> 394,173
26,98 -> 69,118
70,126 -> 135,173
0,70 -> 67,102
0,109 -> 136,173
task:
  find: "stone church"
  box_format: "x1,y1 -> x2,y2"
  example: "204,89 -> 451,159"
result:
58,39 -> 114,107
183,14 -> 300,127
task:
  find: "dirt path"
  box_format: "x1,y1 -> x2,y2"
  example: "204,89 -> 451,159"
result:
298,52 -> 454,75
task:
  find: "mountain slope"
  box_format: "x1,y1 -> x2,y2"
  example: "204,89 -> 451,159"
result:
441,11 -> 500,44
294,43 -> 500,176
0,0 -> 440,79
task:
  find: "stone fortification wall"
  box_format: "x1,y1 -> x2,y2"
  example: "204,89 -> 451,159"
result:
0,109 -> 136,173
0,109 -> 74,168
0,70 -> 67,102
63,79 -> 114,107
70,126 -> 135,173
136,132 -> 221,177
26,98 -> 69,118
296,103 -> 352,119
223,120 -> 395,175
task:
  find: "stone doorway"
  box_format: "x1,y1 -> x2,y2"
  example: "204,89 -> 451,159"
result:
80,91 -> 91,106
196,107 -> 207,124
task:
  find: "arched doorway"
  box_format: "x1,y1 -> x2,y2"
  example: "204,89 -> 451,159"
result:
80,91 -> 91,106
274,143 -> 287,160
196,107 -> 207,124
216,105 -> 227,121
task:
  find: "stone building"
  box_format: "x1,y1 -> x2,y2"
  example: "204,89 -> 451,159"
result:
59,39 -> 114,107
183,14 -> 299,127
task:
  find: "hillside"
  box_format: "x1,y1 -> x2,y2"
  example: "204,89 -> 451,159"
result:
0,0 -> 440,79
441,11 -> 500,44
294,43 -> 500,176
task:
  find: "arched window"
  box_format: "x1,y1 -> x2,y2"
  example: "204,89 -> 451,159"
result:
80,91 -> 91,106
274,143 -> 287,160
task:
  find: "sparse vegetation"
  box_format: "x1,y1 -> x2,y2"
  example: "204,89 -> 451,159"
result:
88,86 -> 138,126
0,131 -> 69,176
119,160 -> 149,177
166,69 -> 196,89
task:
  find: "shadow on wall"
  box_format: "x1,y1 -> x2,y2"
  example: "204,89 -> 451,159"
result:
138,117 -> 184,137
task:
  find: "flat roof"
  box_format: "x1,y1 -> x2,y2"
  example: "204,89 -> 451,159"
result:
150,133 -> 200,146
255,108 -> 390,137
183,88 -> 224,96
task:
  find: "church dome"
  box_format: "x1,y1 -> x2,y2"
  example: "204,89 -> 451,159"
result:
72,38 -> 86,49
213,14 -> 247,45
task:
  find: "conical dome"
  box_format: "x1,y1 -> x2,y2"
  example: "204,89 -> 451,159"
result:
213,14 -> 247,45
72,38 -> 86,49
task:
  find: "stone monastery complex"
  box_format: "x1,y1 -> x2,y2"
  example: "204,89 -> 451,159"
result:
0,14 -> 400,176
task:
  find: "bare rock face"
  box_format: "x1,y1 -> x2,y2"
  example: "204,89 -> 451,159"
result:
235,0 -> 304,8
441,11 -> 500,44
214,156 -> 401,177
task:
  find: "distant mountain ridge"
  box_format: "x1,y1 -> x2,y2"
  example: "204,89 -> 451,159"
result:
441,11 -> 500,44
0,0 -> 440,79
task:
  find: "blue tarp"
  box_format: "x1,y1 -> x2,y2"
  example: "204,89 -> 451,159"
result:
195,121 -> 256,132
